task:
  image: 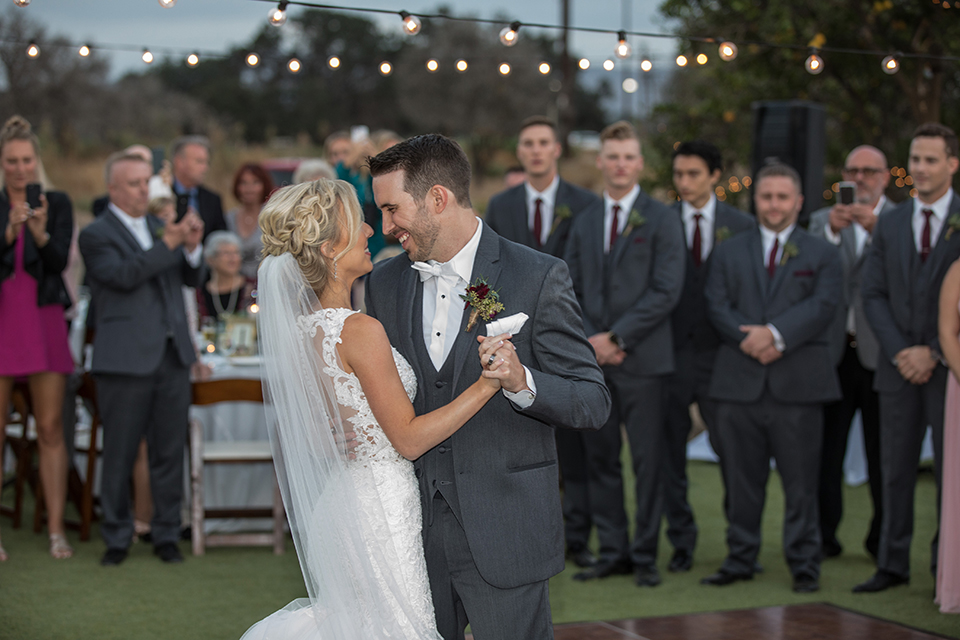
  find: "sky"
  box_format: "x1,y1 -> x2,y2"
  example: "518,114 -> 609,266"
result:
5,0 -> 680,79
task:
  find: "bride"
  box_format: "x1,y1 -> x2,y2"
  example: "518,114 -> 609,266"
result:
242,179 -> 505,639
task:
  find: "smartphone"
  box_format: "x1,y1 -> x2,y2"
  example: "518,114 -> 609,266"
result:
25,183 -> 42,209
175,192 -> 190,222
838,181 -> 856,205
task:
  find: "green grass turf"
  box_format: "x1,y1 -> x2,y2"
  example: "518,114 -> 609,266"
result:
1,461 -> 958,639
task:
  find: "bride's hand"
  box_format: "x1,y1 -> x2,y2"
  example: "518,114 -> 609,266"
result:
477,333 -> 516,392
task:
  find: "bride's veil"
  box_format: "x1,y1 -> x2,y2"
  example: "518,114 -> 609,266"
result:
246,250 -> 433,639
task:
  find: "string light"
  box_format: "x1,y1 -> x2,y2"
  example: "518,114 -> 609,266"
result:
142,49 -> 154,64
538,62 -> 550,74
269,1 -> 289,27
456,59 -> 468,72
578,58 -> 590,70
426,58 -> 439,72
78,44 -> 91,57
676,54 -> 688,67
640,59 -> 653,72
499,21 -> 520,47
246,52 -> 260,67
186,53 -> 199,67
158,0 -> 176,7
13,0 -> 31,6
498,62 -> 511,75
399,11 -> 422,35
602,59 -> 615,71
379,61 -> 392,75
805,49 -> 824,74
622,78 -> 638,93
615,31 -> 631,59
26,41 -> 39,58
719,40 -> 738,61
328,56 -> 341,68
288,58 -> 302,72
882,54 -> 900,74
696,53 -> 708,65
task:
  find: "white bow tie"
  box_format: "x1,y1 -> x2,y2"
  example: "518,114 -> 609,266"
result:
411,261 -> 459,283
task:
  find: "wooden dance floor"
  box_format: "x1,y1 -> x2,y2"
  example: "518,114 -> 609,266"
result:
467,604 -> 957,640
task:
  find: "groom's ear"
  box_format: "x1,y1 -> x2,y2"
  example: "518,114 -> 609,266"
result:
428,185 -> 449,215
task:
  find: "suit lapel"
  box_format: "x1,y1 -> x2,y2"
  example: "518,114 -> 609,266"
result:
767,228 -> 801,299
542,181 -> 569,255
748,228 -> 768,298
926,194 -> 960,274
897,209 -> 916,287
611,191 -> 643,267
450,227 -> 501,391
397,262 -> 426,387
104,209 -> 146,254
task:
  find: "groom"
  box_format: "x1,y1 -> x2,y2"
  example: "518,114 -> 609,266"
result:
366,135 -> 610,640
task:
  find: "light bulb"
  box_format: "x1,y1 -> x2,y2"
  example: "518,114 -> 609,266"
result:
246,53 -> 260,67
805,51 -> 824,74
142,49 -> 154,64
456,59 -> 468,72
269,2 -> 288,27
615,31 -> 631,59
328,56 -> 341,69
578,58 -> 590,70
676,55 -> 688,67
499,22 -> 520,47
882,55 -> 900,74
640,59 -> 653,72
78,44 -> 91,57
696,53 -> 708,65
186,53 -> 199,67
498,62 -> 511,76
288,58 -> 301,73
379,61 -> 392,76
26,42 -> 39,58
399,11 -> 421,35
426,59 -> 439,72
603,59 -> 615,71
13,0 -> 31,6
719,41 -> 738,61
622,78 -> 638,94
538,62 -> 551,75
158,0 -> 176,7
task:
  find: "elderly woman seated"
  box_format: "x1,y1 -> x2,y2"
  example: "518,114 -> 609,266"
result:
198,230 -> 256,321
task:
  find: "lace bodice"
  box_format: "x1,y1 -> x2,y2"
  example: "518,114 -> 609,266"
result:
296,308 -> 418,463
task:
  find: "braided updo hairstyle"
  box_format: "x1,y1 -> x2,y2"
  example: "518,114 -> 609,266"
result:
259,179 -> 363,295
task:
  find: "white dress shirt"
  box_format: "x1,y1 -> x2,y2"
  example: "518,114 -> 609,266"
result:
681,195 -> 717,262
109,203 -> 202,266
823,195 -> 886,258
525,175 -> 559,247
603,184 -> 640,253
912,188 -> 953,254
759,222 -> 797,352
416,220 -> 537,407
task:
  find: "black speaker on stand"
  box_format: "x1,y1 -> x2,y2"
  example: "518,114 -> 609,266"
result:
751,100 -> 827,227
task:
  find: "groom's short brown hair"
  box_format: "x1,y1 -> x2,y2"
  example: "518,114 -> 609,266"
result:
367,134 -> 472,208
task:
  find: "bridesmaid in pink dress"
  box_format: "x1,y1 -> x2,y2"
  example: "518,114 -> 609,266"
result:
0,116 -> 75,561
937,257 -> 960,613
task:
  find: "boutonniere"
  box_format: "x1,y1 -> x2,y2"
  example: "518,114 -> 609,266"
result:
621,209 -> 646,237
946,214 -> 960,240
460,276 -> 505,332
154,224 -> 165,240
779,241 -> 799,266
715,226 -> 732,244
549,204 -> 572,235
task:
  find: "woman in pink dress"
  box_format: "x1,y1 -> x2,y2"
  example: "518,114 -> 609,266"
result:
0,116 -> 75,561
937,257 -> 960,613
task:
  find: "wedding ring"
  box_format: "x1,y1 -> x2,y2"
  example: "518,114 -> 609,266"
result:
487,354 -> 496,367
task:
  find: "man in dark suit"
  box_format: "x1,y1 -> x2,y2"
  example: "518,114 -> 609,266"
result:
366,134 -> 610,640
702,163 -> 842,594
565,121 -> 685,587
485,115 -> 601,569
855,123 -> 960,593
171,135 -> 225,240
663,140 -> 754,573
79,151 -> 204,566
809,145 -> 895,561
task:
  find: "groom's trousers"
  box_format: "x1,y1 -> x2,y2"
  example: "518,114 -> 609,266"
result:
425,494 -> 554,640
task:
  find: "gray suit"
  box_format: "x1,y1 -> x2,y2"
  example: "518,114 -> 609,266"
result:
79,211 -> 201,550
861,194 -> 960,578
663,200 -> 754,556
365,225 -> 609,640
484,178 -> 601,558
706,226 -> 842,579
565,190 -> 685,568
809,200 -> 895,557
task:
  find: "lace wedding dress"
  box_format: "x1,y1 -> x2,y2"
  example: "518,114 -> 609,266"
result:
241,297 -> 442,639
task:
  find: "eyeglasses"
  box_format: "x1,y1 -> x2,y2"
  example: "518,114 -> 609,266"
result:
841,167 -> 884,177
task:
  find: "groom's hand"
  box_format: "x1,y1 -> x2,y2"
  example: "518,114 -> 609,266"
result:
477,333 -> 529,393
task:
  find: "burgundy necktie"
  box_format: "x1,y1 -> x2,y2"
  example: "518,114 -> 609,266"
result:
921,208 -> 934,263
692,213 -> 703,268
609,204 -> 621,252
767,237 -> 779,278
532,198 -> 543,248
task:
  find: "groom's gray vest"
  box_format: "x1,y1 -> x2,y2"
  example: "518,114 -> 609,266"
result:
412,283 -> 462,526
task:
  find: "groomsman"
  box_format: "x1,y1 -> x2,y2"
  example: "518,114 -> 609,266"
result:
664,141 -> 754,573
565,121 -> 685,586
702,163 -> 842,593
809,145 -> 894,561
485,115 -> 601,568
855,123 -> 960,593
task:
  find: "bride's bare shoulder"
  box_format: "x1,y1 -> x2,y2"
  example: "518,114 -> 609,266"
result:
339,312 -> 391,360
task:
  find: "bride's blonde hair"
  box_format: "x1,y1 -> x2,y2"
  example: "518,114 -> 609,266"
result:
260,179 -> 363,294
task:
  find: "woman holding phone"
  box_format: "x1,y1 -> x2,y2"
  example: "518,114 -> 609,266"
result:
0,115 -> 75,560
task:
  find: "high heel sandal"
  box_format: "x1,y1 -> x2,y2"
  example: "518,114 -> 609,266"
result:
49,533 -> 73,560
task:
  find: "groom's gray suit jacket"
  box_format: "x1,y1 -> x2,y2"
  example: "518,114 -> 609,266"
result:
365,225 -> 610,590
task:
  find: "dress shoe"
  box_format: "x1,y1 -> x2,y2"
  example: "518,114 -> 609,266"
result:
821,539 -> 842,559
852,570 -> 908,593
793,574 -> 820,593
154,542 -> 184,564
573,559 -> 632,581
668,549 -> 693,573
634,564 -> 662,587
101,548 -> 128,566
700,569 -> 753,586
567,548 -> 599,568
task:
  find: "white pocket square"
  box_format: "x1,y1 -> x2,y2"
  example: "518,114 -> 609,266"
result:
486,312 -> 528,337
